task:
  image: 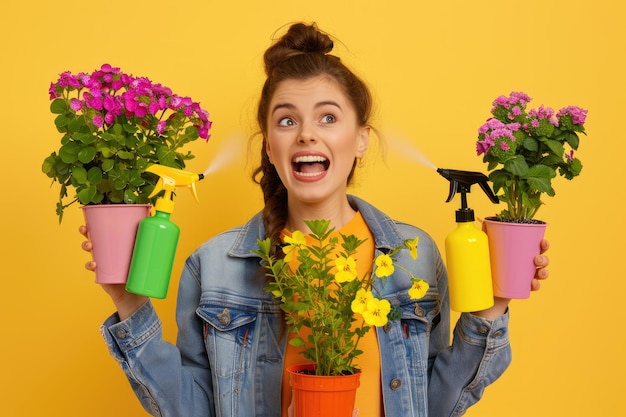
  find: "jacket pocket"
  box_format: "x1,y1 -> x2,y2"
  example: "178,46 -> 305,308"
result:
197,302 -> 257,378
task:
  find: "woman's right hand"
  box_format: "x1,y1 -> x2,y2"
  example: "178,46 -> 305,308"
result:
79,225 -> 148,320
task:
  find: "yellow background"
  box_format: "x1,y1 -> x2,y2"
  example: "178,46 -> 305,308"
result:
1,1 -> 623,416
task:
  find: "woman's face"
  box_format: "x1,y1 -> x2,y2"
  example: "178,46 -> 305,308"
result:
265,75 -> 369,207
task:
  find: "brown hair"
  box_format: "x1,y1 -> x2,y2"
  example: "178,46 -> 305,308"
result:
252,22 -> 373,254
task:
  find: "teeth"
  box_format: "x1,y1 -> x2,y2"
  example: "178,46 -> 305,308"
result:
297,171 -> 324,177
293,155 -> 327,163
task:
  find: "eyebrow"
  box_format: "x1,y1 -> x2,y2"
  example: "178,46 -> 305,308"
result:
271,100 -> 342,116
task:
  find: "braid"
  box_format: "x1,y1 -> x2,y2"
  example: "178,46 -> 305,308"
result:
254,151 -> 288,257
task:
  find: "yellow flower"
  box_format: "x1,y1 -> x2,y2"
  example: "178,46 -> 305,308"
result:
334,256 -> 358,283
408,279 -> 429,300
362,297 -> 391,327
406,237 -> 419,260
283,230 -> 306,262
351,288 -> 373,314
374,254 -> 395,278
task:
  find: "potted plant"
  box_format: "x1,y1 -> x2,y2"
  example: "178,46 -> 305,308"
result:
475,91 -> 587,297
253,220 -> 428,417
42,63 -> 212,283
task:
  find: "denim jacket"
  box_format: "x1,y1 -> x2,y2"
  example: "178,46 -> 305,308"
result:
102,195 -> 511,417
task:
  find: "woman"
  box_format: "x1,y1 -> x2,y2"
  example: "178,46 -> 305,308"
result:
81,22 -> 550,417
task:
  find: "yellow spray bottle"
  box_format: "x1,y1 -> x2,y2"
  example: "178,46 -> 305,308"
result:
437,168 -> 499,312
126,164 -> 204,299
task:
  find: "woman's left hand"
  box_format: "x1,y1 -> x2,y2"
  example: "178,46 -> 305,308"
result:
532,239 -> 550,291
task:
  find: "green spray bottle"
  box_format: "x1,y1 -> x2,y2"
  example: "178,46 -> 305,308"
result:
126,164 -> 204,299
437,168 -> 499,312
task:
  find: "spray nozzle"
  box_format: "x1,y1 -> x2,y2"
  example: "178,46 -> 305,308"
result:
437,168 -> 499,222
146,164 -> 205,213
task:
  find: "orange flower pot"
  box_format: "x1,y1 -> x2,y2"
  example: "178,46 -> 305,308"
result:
288,364 -> 361,417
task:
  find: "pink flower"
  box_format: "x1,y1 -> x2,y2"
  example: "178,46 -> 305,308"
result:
93,115 -> 104,128
157,120 -> 167,135
557,106 -> 588,126
70,98 -> 83,112
149,100 -> 161,115
104,112 -> 116,124
134,102 -> 148,118
86,96 -> 103,111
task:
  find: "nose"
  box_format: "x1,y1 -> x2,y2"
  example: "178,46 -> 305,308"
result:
297,122 -> 317,144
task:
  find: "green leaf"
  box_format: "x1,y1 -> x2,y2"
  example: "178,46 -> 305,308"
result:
564,131 -> 580,150
525,165 -> 556,193
50,98 -> 69,114
67,116 -> 85,133
87,167 -> 103,185
77,146 -> 97,164
112,123 -> 124,136
123,189 -> 138,204
54,114 -> 69,129
41,154 -> 58,176
523,137 -> 539,152
544,139 -> 565,157
289,337 -> 305,347
157,145 -> 177,166
77,185 -> 97,204
74,132 -> 96,144
71,166 -> 88,184
101,159 -> 114,172
503,155 -> 529,176
59,141 -> 81,163
117,150 -> 135,160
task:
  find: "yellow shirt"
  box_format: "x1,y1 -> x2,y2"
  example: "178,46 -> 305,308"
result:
280,212 -> 383,416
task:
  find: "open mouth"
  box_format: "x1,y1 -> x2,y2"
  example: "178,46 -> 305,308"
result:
292,155 -> 330,177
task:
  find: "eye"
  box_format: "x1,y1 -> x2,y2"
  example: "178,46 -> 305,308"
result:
321,114 -> 336,123
278,117 -> 296,127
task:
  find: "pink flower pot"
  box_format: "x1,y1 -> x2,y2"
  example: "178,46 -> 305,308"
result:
82,204 -> 151,284
483,217 -> 547,299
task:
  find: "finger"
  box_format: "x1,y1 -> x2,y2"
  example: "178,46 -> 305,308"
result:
534,254 -> 549,268
540,239 -> 550,254
85,261 -> 97,271
79,225 -> 88,237
535,267 -> 549,280
81,240 -> 93,252
531,278 -> 541,291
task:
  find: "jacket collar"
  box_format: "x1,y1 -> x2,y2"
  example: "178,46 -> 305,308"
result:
229,195 -> 406,258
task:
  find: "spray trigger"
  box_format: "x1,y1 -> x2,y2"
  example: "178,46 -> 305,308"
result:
437,168 -> 499,204
145,164 -> 205,213
437,168 -> 499,222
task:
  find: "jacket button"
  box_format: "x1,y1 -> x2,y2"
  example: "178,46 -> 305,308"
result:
115,328 -> 128,339
218,308 -> 231,326
414,304 -> 424,317
477,325 -> 490,335
389,378 -> 402,390
493,329 -> 504,337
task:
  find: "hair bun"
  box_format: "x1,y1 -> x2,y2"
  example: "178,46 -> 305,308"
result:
264,23 -> 334,75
